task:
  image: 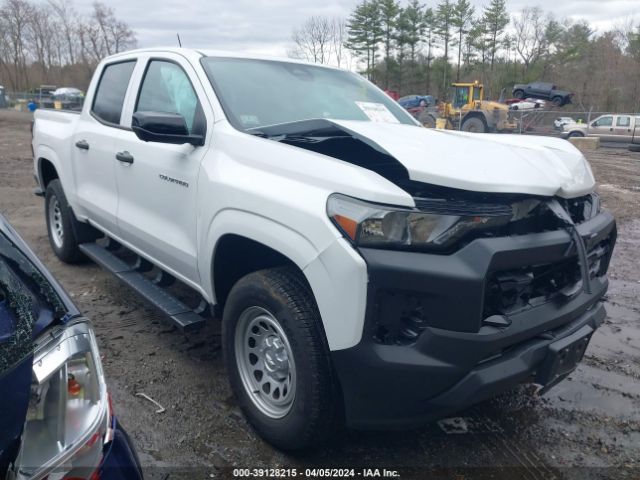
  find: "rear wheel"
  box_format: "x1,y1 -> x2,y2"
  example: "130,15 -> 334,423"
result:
45,179 -> 84,263
513,90 -> 525,99
223,267 -> 341,450
461,116 -> 487,133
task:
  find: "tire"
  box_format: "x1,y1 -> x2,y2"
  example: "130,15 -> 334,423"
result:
568,131 -> 584,138
513,90 -> 525,99
552,96 -> 564,107
461,116 -> 487,133
418,111 -> 436,128
628,144 -> 640,152
222,267 -> 341,450
45,179 -> 85,263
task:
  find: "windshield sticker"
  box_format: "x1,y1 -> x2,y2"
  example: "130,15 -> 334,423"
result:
355,102 -> 399,124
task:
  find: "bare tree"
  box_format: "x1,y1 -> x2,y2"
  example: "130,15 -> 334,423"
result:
0,0 -> 34,89
330,18 -> 347,67
513,6 -> 546,74
291,16 -> 333,64
48,0 -> 78,65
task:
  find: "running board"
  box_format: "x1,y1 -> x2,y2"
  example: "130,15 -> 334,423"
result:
79,243 -> 206,332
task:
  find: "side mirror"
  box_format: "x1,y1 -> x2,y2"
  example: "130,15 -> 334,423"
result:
132,111 -> 204,146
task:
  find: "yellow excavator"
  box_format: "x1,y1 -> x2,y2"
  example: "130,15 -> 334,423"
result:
421,81 -> 517,133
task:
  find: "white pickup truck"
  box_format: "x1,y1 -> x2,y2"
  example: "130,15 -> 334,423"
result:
32,48 -> 616,450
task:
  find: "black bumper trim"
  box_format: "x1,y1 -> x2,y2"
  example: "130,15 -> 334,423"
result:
330,211 -> 615,429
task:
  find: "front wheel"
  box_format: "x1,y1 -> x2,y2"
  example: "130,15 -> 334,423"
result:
223,267 -> 341,450
552,96 -> 564,107
568,131 -> 584,138
461,116 -> 487,133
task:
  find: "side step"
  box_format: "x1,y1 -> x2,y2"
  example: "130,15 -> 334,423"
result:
79,242 -> 206,332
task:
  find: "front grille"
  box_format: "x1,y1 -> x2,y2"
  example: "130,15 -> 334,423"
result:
483,231 -> 614,319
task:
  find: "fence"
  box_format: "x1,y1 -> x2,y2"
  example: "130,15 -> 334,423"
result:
2,90 -> 84,112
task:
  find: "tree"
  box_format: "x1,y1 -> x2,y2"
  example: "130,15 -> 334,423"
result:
376,0 -> 400,88
435,0 -> 454,92
513,6 -> 546,75
482,0 -> 509,72
291,16 -> 333,64
395,0 -> 425,91
451,0 -> 474,81
422,7 -> 437,93
330,19 -> 347,67
346,0 -> 383,80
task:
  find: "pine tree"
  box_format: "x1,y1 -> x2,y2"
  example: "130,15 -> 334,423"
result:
395,0 -> 426,91
376,0 -> 401,88
423,7 -> 437,94
435,0 -> 454,91
346,0 -> 383,80
452,0 -> 474,81
482,0 -> 509,72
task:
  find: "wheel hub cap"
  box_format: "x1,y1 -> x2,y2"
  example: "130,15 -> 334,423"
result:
235,306 -> 296,418
48,196 -> 64,249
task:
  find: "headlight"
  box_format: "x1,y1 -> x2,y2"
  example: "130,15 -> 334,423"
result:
327,193 -> 512,252
14,320 -> 110,480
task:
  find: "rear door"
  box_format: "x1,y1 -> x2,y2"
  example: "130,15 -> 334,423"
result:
613,115 -> 633,142
72,60 -> 136,233
113,54 -> 211,284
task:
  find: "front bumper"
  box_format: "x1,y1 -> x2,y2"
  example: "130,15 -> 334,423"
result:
331,211 -> 616,429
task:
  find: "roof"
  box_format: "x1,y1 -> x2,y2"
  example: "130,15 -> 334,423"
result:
102,47 -> 341,71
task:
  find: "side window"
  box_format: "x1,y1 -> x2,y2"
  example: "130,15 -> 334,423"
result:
92,61 -> 136,125
593,116 -> 612,127
136,60 -> 201,133
616,116 -> 630,127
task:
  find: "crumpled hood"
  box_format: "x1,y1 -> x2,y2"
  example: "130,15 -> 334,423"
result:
330,120 -> 595,198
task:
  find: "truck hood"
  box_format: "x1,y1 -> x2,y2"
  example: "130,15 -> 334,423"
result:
330,120 -> 595,198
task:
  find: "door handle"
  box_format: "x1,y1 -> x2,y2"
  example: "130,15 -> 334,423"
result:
115,151 -> 134,164
75,139 -> 89,150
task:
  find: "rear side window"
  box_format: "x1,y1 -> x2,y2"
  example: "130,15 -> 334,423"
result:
92,61 -> 136,125
616,116 -> 630,127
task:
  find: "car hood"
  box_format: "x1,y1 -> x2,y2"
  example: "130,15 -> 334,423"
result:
330,120 -> 595,198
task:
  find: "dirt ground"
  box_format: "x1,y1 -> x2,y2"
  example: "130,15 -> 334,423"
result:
1,109 -> 639,479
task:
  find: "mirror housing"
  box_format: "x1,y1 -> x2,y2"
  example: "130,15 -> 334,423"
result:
132,111 -> 204,146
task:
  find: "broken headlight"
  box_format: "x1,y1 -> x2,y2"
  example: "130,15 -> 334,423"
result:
13,320 -> 110,480
327,193 -> 511,252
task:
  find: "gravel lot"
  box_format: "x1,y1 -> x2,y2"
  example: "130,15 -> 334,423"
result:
1,110 -> 639,479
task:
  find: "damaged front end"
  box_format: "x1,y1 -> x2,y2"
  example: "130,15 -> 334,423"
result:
327,183 -> 616,429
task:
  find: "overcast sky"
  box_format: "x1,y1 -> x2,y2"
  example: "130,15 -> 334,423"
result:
75,0 -> 639,56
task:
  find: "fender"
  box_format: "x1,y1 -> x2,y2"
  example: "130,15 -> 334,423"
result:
35,145 -> 81,213
201,209 -> 368,350
201,209 -> 320,301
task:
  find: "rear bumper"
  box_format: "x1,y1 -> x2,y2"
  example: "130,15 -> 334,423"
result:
331,211 -> 616,429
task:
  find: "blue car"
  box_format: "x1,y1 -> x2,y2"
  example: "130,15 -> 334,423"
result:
0,215 -> 143,480
397,94 -> 434,109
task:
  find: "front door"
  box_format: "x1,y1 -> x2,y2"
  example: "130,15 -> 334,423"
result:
72,60 -> 137,233
587,115 -> 615,142
113,57 -> 209,284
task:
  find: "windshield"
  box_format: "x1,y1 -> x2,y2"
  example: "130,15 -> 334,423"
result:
200,57 -> 415,131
